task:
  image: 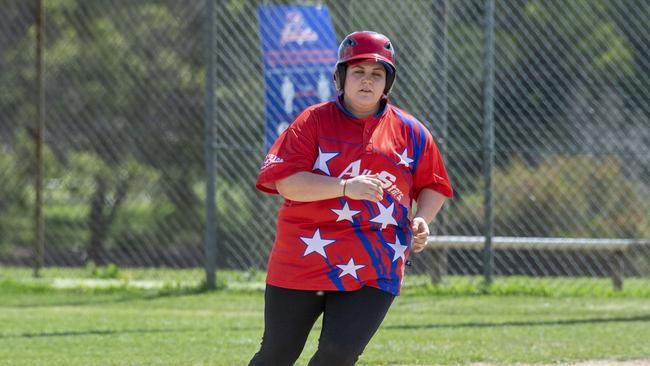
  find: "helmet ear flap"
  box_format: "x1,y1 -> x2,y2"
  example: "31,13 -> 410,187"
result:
384,71 -> 396,95
334,63 -> 347,95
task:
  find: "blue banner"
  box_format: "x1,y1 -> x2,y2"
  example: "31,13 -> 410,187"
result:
258,5 -> 338,151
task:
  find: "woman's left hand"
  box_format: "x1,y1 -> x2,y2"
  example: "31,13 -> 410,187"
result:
411,217 -> 429,253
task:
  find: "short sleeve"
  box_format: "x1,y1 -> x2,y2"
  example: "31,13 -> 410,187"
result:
256,109 -> 318,194
413,129 -> 453,200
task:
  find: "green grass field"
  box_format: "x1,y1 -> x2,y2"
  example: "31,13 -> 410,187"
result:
1,268 -> 650,365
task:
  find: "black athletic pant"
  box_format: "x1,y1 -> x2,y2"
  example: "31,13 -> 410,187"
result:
248,284 -> 395,366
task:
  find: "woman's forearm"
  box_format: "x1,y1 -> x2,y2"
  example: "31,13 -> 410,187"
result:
276,171 -> 345,202
413,188 -> 447,223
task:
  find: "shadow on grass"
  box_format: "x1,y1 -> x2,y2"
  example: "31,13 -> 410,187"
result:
384,314 -> 650,330
0,327 -> 210,339
0,280 -> 224,308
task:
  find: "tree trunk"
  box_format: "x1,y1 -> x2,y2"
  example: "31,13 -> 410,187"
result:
87,172 -> 131,265
88,178 -> 108,265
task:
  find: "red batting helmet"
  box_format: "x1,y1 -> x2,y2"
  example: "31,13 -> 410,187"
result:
334,31 -> 396,96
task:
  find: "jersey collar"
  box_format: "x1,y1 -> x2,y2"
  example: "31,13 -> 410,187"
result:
335,95 -> 388,121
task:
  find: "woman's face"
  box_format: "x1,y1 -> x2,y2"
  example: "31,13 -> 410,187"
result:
343,61 -> 386,115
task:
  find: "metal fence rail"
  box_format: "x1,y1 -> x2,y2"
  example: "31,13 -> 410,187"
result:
1,0 -> 648,291
427,236 -> 650,289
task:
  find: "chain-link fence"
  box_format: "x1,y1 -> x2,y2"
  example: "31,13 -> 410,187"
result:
1,0 -> 648,291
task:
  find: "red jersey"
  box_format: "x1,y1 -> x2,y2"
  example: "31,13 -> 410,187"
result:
256,98 -> 453,295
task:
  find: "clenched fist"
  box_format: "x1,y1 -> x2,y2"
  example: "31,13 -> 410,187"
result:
343,174 -> 384,202
411,217 -> 429,253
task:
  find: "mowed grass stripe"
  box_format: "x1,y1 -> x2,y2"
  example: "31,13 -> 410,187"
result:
1,286 -> 649,365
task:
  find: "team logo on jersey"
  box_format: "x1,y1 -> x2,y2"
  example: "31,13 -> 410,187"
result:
261,154 -> 284,170
338,160 -> 405,201
280,12 -> 318,46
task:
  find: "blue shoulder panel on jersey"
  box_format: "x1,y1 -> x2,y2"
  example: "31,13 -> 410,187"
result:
393,108 -> 426,174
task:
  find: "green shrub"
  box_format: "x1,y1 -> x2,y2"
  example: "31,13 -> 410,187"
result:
86,261 -> 121,279
0,130 -> 60,254
447,155 -> 650,238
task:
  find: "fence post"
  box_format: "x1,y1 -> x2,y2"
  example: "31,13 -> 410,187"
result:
33,0 -> 45,278
611,250 -> 624,290
482,0 -> 496,286
432,0 -> 448,220
431,0 -> 449,283
204,0 -> 217,289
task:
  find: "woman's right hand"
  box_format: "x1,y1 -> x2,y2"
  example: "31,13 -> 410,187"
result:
343,174 -> 384,202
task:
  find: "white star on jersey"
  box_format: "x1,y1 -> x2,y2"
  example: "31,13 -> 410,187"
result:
331,202 -> 361,223
313,147 -> 338,176
299,228 -> 335,258
370,202 -> 398,230
387,236 -> 408,263
395,148 -> 414,167
337,258 -> 366,279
